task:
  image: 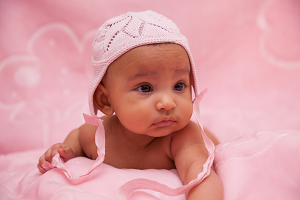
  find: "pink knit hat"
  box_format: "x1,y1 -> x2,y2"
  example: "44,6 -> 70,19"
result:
89,10 -> 199,116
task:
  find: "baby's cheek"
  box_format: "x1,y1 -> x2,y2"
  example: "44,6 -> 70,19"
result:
181,102 -> 193,121
118,109 -> 150,131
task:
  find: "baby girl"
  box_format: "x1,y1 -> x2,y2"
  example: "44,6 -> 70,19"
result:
37,10 -> 223,199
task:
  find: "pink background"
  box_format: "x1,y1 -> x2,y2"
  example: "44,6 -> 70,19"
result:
0,0 -> 300,154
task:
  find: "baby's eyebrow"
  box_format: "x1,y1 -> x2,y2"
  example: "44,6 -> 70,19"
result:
175,69 -> 190,75
128,69 -> 190,81
128,71 -> 157,81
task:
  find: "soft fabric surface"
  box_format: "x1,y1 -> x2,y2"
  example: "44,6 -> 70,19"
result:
1,130 -> 300,199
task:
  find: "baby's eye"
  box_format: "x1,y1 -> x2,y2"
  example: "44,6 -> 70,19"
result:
137,85 -> 152,93
174,82 -> 185,91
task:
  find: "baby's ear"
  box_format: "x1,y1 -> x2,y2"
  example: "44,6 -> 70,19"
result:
93,83 -> 114,116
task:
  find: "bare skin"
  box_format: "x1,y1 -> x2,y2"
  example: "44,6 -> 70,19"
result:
38,44 -> 223,200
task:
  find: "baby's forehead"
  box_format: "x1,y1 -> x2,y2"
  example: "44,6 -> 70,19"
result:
114,43 -> 189,65
102,43 -> 191,84
109,44 -> 189,70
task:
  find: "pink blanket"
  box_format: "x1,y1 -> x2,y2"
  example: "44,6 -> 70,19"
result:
1,0 -> 300,199
1,130 -> 300,199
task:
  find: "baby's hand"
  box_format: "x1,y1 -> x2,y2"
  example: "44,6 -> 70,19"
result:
37,143 -> 75,173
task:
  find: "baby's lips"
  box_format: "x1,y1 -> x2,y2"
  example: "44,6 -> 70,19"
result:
153,116 -> 176,127
153,120 -> 175,127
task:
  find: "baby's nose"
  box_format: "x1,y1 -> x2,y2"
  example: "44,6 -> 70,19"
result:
155,93 -> 176,111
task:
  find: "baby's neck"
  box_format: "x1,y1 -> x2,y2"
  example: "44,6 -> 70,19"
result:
102,115 -> 175,170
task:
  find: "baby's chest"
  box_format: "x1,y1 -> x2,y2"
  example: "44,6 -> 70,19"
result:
104,143 -> 175,170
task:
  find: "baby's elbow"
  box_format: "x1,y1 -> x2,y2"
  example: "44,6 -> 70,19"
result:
210,170 -> 224,200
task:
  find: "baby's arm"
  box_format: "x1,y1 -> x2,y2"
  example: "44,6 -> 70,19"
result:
37,124 -> 98,173
171,121 -> 223,200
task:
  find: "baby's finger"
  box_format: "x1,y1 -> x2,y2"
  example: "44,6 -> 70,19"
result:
58,146 -> 75,161
44,149 -> 53,163
37,163 -> 46,174
51,147 -> 59,158
44,147 -> 57,163
38,155 -> 47,173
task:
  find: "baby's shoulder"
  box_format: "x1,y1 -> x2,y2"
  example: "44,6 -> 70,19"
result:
78,121 -> 99,159
173,120 -> 202,137
170,120 -> 208,164
171,120 -> 205,149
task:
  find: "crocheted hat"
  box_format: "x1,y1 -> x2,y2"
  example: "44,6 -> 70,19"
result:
89,10 -> 199,116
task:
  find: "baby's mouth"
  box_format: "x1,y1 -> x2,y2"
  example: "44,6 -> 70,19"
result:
153,117 -> 175,127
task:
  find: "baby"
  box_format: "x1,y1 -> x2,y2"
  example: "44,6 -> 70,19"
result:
37,11 -> 223,199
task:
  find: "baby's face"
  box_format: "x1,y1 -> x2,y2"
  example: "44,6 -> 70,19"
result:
103,44 -> 193,137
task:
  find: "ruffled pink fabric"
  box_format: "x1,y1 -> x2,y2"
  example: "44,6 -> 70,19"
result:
1,130 -> 300,199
